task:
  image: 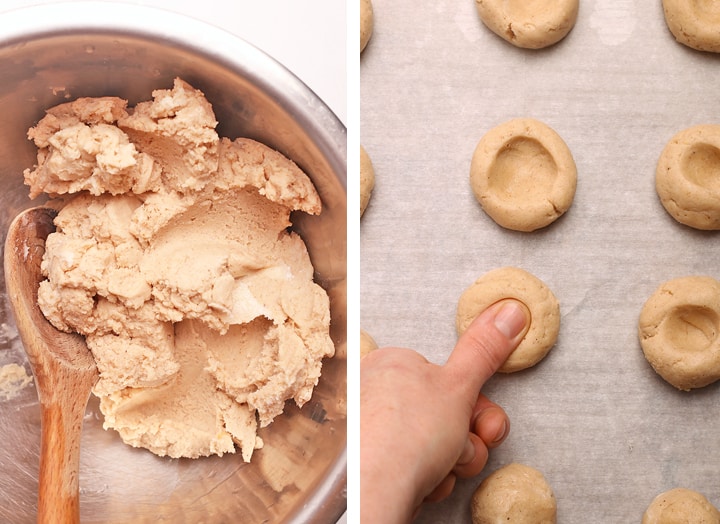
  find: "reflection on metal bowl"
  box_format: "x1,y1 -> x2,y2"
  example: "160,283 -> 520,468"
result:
0,2 -> 347,523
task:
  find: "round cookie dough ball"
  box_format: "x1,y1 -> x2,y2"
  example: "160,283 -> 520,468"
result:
643,488 -> 720,524
360,145 -> 375,217
360,329 -> 378,358
360,0 -> 374,53
456,266 -> 560,373
471,463 -> 557,524
470,118 -> 577,232
662,0 -> 720,53
638,276 -> 720,391
475,0 -> 578,49
656,125 -> 720,230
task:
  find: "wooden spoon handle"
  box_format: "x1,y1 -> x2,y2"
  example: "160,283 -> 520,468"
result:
4,207 -> 98,523
37,361 -> 96,524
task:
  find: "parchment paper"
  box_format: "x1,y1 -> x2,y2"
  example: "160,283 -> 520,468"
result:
360,1 -> 720,522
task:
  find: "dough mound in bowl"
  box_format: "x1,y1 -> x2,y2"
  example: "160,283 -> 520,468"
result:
31,78 -> 334,461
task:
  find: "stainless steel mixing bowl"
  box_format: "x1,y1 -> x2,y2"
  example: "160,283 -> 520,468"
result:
0,3 -> 347,522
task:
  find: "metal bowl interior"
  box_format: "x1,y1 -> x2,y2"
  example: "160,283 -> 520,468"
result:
0,3 -> 347,523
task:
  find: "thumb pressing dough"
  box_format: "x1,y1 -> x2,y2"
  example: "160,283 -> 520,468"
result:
456,266 -> 560,373
656,125 -> 720,230
662,0 -> 720,53
642,488 -> 720,524
638,276 -> 720,391
475,0 -> 579,49
471,463 -> 557,524
470,118 -> 577,232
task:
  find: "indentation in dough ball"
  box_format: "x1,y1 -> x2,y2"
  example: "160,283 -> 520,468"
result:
662,305 -> 719,353
696,0 -> 720,22
656,125 -> 720,230
488,137 -> 558,201
470,118 -> 576,232
505,0 -> 546,21
475,0 -> 578,49
681,143 -> 720,191
638,275 -> 720,390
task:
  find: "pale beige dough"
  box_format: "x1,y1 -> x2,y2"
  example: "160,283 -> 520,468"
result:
0,363 -> 33,401
456,266 -> 560,373
29,78 -> 334,461
360,329 -> 378,358
475,0 -> 579,49
470,118 -> 577,232
360,145 -> 375,217
662,0 -> 720,53
471,463 -> 557,524
643,488 -> 720,524
656,125 -> 720,230
360,0 -> 374,53
638,276 -> 720,391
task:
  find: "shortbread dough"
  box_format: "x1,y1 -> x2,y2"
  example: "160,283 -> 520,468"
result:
475,0 -> 579,49
360,0 -> 374,53
638,276 -> 720,391
643,488 -> 720,524
471,463 -> 557,524
470,118 -> 577,232
360,329 -> 378,358
456,267 -> 560,373
25,79 -> 334,461
656,125 -> 720,230
360,145 -> 375,217
662,0 -> 720,53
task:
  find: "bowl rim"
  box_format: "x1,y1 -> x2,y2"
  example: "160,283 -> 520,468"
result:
0,0 -> 347,188
0,2 -> 347,522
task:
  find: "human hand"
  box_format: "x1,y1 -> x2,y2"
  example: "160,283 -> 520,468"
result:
360,299 -> 530,523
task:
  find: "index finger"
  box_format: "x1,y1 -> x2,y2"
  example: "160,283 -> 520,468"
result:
445,299 -> 530,396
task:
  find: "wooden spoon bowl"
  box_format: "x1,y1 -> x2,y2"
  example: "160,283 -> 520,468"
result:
4,206 -> 98,524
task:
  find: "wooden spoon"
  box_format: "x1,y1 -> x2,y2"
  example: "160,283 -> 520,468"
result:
4,206 -> 98,524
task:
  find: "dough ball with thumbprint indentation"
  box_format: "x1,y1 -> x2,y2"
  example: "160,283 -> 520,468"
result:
475,0 -> 578,49
662,0 -> 720,53
456,266 -> 560,373
470,118 -> 577,232
656,125 -> 720,230
639,276 -> 720,391
638,276 -> 720,391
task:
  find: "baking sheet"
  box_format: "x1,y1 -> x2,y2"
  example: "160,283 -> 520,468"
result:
360,1 -> 720,522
